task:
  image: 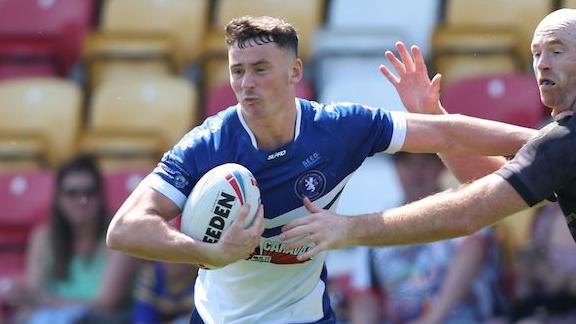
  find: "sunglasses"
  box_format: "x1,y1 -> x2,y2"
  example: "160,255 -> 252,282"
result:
60,187 -> 99,198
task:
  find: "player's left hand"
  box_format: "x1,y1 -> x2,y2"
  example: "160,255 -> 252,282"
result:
380,41 -> 444,115
280,197 -> 352,261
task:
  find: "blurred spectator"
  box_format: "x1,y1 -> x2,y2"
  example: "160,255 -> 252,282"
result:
0,155 -> 138,323
132,262 -> 198,324
506,203 -> 576,323
350,153 -> 505,324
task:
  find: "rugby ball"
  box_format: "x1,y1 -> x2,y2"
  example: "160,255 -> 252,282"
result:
180,163 -> 260,246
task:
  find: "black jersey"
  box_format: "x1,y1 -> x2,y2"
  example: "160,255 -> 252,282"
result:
496,113 -> 576,240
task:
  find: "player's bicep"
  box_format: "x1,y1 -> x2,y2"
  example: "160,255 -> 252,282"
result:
400,113 -> 448,153
115,182 -> 182,223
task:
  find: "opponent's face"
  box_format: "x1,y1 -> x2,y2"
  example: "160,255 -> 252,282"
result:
58,171 -> 100,225
228,40 -> 302,117
531,12 -> 576,116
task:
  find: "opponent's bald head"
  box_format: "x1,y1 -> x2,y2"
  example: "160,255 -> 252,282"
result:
534,8 -> 576,38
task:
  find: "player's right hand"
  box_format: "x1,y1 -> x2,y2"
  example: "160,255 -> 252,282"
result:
205,204 -> 264,268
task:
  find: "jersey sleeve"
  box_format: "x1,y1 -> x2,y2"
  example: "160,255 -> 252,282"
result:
144,126 -> 212,209
495,120 -> 576,206
332,103 -> 407,155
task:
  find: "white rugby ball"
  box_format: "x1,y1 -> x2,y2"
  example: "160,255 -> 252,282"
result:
180,163 -> 260,246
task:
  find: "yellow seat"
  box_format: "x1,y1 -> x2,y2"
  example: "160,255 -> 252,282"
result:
80,76 -> 198,169
0,78 -> 81,169
435,53 -> 520,87
84,0 -> 210,90
436,0 -> 554,67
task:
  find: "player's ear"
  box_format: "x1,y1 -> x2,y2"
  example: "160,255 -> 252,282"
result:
290,58 -> 303,84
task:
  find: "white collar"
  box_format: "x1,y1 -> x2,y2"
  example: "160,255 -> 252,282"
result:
236,98 -> 302,149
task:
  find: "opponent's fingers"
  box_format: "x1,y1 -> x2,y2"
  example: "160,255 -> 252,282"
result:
283,233 -> 314,250
431,73 -> 442,93
411,45 -> 427,74
385,50 -> 406,76
396,42 -> 415,73
303,197 -> 322,214
281,219 -> 313,239
379,64 -> 399,86
296,243 -> 325,261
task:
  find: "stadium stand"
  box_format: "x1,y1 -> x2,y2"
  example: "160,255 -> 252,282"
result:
326,0 -> 440,58
83,0 -> 209,89
79,76 -> 198,170
563,0 -> 576,8
0,0 -> 95,78
0,170 -> 54,279
0,77 -> 82,169
441,73 -> 545,128
432,0 -> 554,85
103,168 -> 150,214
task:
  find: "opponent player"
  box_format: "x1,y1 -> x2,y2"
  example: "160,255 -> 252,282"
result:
281,9 -> 576,263
107,16 -> 536,323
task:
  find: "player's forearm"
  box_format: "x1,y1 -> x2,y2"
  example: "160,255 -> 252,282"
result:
438,154 -> 506,183
443,114 -> 536,156
347,175 -> 521,246
106,212 -> 210,264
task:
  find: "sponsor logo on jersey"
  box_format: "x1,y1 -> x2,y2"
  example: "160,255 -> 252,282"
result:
294,170 -> 326,199
302,152 -> 321,168
267,149 -> 287,160
247,238 -> 313,264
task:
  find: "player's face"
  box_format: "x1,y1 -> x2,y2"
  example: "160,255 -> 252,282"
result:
58,171 -> 100,225
228,41 -> 301,117
531,17 -> 576,116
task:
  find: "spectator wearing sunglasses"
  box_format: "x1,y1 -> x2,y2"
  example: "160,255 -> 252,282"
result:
4,155 -> 138,324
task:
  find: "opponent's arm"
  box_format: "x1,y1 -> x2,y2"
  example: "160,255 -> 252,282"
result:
281,173 -> 528,260
106,182 -> 264,268
380,42 -> 528,181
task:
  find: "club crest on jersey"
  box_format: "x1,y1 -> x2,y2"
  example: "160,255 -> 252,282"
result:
294,170 -> 326,199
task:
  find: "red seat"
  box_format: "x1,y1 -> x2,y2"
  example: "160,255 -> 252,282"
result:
441,74 -> 546,128
103,168 -> 151,215
0,170 -> 54,278
204,79 -> 315,118
0,0 -> 95,76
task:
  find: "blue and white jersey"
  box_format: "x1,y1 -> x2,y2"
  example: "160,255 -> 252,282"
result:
144,98 -> 407,323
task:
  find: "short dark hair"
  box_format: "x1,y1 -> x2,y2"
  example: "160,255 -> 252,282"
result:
225,16 -> 299,56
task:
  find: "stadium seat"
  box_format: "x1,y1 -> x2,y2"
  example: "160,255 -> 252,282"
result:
0,0 -> 95,76
0,170 -> 54,279
434,52 -> 521,87
84,0 -> 210,82
80,76 -> 198,170
326,0 -> 440,57
103,168 -> 150,215
204,79 -> 315,118
437,0 -> 554,67
0,78 -> 82,169
441,73 -> 546,128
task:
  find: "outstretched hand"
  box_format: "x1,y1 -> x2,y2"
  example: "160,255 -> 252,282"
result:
281,198 -> 351,261
380,41 -> 444,114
